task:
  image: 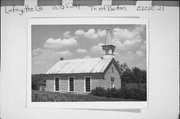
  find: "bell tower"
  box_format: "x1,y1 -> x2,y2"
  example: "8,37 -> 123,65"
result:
102,28 -> 116,56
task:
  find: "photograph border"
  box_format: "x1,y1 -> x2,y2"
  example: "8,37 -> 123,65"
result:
27,17 -> 149,109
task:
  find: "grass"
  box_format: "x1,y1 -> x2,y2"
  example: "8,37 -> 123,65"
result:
32,90 -> 136,102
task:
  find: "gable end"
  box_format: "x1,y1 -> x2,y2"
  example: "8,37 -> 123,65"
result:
103,58 -> 121,77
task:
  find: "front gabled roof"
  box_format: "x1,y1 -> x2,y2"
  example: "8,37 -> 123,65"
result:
46,56 -> 115,74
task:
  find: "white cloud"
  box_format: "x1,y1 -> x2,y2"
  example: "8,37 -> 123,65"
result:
63,31 -> 71,38
113,28 -> 135,41
112,26 -> 144,42
136,50 -> 144,56
75,30 -> 85,36
91,43 -> 104,53
97,29 -> 106,38
32,48 -> 73,73
75,29 -> 105,40
32,49 -> 73,65
111,27 -> 144,51
84,29 -> 98,39
133,25 -> 145,33
123,38 -> 141,46
140,44 -> 146,50
32,48 -> 43,56
76,48 -> 87,53
114,52 -> 120,56
44,37 -> 78,49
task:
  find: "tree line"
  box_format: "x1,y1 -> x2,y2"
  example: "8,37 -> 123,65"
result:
117,62 -> 147,89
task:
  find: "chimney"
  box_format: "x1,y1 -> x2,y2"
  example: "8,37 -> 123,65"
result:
60,57 -> 64,61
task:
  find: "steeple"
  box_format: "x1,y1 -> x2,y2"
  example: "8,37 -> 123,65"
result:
102,28 -> 116,56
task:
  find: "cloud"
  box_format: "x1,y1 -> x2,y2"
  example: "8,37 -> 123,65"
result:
136,50 -> 144,57
114,51 -> 120,56
56,50 -> 73,56
84,29 -> 98,39
133,25 -> 145,33
44,37 -> 78,49
76,48 -> 87,53
32,48 -> 43,56
123,38 -> 141,46
32,48 -> 73,73
97,29 -> 106,38
112,25 -> 144,42
63,31 -> 71,38
140,44 -> 146,50
83,56 -> 91,59
75,29 -> 105,40
113,28 -> 135,41
91,43 -> 104,53
75,30 -> 85,36
32,49 -> 73,65
111,27 -> 144,51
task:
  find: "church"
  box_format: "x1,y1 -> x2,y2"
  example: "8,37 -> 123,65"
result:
45,28 -> 121,93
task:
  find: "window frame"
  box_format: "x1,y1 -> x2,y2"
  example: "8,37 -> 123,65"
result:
68,76 -> 75,92
54,77 -> 60,92
84,76 -> 91,93
111,77 -> 115,88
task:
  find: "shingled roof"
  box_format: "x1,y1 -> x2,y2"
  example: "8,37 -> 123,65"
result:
46,56 -> 114,74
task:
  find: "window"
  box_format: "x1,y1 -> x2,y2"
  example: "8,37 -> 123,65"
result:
85,77 -> 91,92
55,78 -> 59,91
112,67 -> 114,73
69,77 -> 74,92
111,77 -> 115,88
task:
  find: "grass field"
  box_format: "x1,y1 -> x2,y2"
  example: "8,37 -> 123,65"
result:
32,90 -> 136,102
32,83 -> 146,102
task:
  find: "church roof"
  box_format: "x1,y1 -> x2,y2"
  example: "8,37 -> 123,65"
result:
46,56 -> 114,74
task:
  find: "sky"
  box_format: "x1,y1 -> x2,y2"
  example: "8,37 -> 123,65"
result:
32,24 -> 146,74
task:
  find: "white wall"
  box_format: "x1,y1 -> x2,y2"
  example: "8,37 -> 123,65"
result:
1,1 -> 179,119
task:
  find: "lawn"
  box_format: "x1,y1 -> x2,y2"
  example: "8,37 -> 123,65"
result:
32,90 -> 136,102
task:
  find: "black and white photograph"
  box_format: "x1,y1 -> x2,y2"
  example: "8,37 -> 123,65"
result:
28,18 -> 148,107
1,1 -> 179,119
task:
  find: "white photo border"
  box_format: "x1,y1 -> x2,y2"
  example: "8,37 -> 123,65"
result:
27,17 -> 149,109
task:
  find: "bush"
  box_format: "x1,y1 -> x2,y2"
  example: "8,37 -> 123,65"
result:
91,87 -> 146,101
106,88 -> 118,98
123,89 -> 146,101
117,87 -> 127,98
91,87 -> 107,97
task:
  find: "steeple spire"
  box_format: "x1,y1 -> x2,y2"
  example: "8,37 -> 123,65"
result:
102,28 -> 116,56
105,28 -> 111,45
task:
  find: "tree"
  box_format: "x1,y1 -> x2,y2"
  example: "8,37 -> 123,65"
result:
141,70 -> 146,83
119,62 -> 129,73
132,67 -> 142,89
116,61 -> 147,89
32,74 -> 46,90
121,68 -> 133,84
117,62 -> 133,84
